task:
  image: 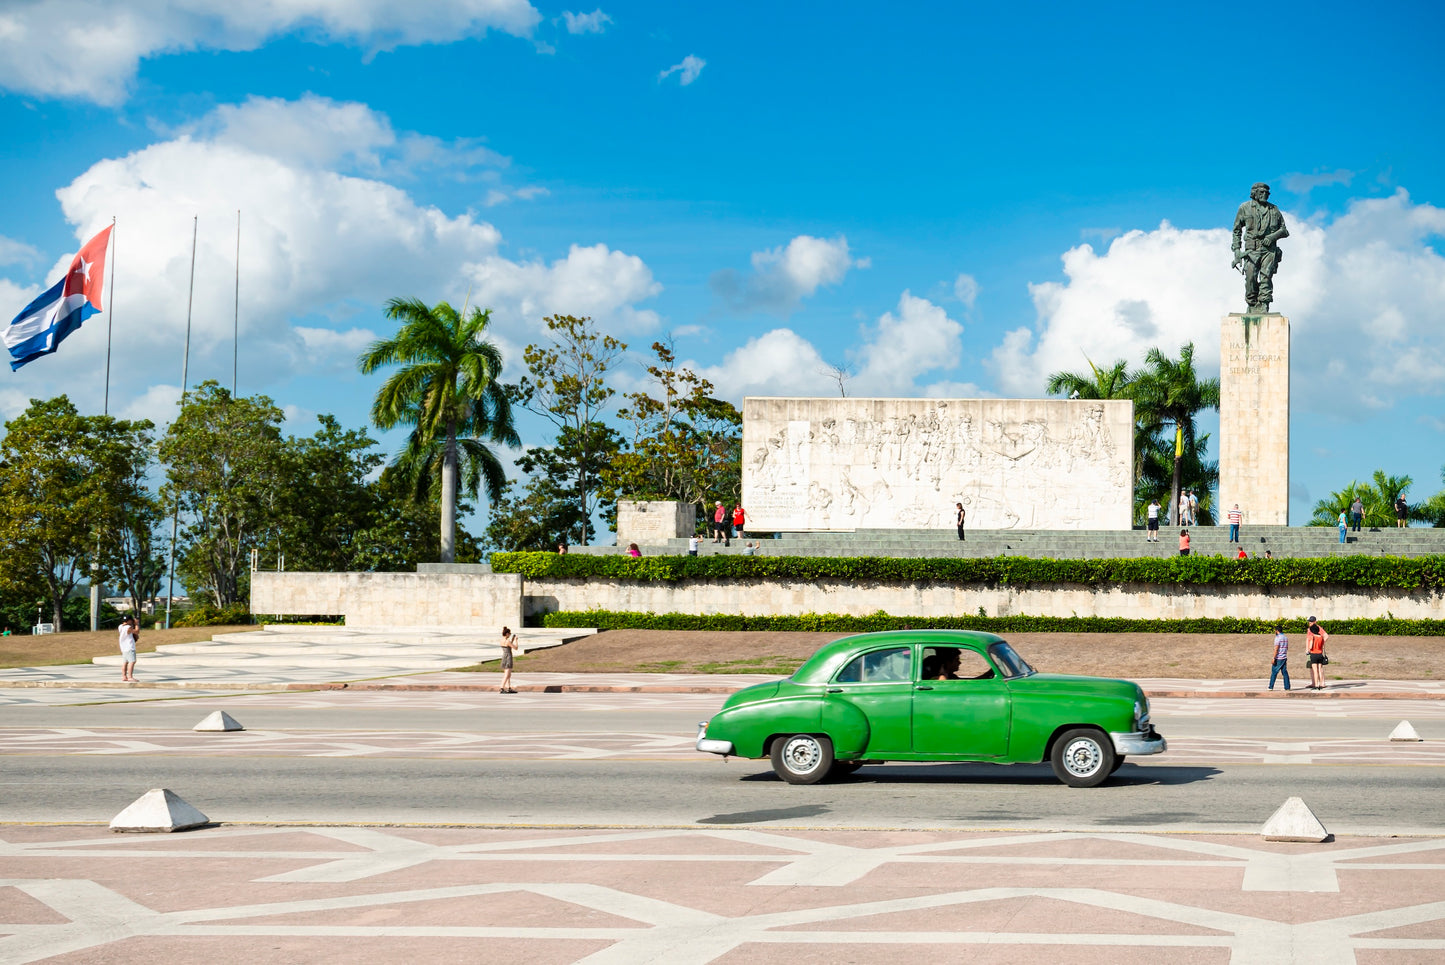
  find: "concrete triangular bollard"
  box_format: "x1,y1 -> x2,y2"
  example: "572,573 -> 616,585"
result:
110,788 -> 210,833
1389,721 -> 1422,742
1261,796 -> 1332,843
194,711 -> 244,732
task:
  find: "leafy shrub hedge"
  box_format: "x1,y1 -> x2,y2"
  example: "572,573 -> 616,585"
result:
173,603 -> 254,627
536,608 -> 1445,636
493,551 -> 1445,590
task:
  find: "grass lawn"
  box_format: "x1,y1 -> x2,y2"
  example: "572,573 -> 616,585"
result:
0,625 -> 255,669
458,628 -> 1445,681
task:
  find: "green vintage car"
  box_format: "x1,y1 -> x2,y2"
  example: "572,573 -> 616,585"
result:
695,630 -> 1165,787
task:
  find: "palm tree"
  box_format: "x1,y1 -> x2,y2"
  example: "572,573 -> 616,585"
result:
1045,357 -> 1133,401
358,298 -> 519,563
1133,343 -> 1220,527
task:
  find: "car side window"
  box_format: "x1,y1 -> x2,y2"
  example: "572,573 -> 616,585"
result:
922,646 -> 994,681
835,647 -> 912,683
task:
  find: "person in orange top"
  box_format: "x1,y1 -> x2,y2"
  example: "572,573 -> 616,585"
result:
1236,546 -> 1248,560
1305,616 -> 1329,690
732,505 -> 745,539
1178,530 -> 1190,556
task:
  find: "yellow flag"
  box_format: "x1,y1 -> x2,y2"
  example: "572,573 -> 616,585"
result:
1175,426 -> 1183,458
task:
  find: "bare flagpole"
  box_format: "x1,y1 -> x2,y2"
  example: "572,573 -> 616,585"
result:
165,216 -> 199,630
232,209 -> 239,395
92,216 -> 118,632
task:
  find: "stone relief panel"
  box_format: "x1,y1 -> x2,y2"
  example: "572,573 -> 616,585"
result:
743,397 -> 1134,531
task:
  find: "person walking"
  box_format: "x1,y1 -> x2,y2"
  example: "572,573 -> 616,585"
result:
1337,510 -> 1349,544
1305,616 -> 1329,690
955,502 -> 966,541
1146,499 -> 1161,542
1395,495 -> 1409,529
1227,503 -> 1242,542
1350,496 -> 1364,533
713,501 -> 728,543
1188,489 -> 1200,526
498,626 -> 520,694
1268,625 -> 1291,691
1178,529 -> 1190,556
118,616 -> 138,682
732,504 -> 746,541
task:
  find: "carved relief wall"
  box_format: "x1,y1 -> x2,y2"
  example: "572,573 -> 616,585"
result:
742,397 -> 1134,531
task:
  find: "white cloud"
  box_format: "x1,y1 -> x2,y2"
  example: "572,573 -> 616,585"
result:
562,9 -> 611,34
1281,169 -> 1354,195
658,54 -> 705,86
0,95 -> 660,424
953,273 -> 979,310
0,236 -> 43,267
484,185 -> 550,206
711,234 -> 863,315
0,0 -> 542,105
690,291 -> 964,401
987,189 -> 1445,414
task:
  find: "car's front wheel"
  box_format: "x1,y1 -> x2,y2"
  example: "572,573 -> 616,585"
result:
770,734 -> 834,785
1050,728 -> 1115,788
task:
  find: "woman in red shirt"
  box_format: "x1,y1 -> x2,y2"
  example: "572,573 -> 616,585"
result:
1306,617 -> 1328,690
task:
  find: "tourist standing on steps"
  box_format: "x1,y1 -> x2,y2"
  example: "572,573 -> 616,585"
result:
713,501 -> 728,542
1338,510 -> 1349,544
1179,529 -> 1190,556
1189,489 -> 1200,527
1146,499 -> 1160,542
1227,504 -> 1242,542
1268,625 -> 1291,691
955,502 -> 966,541
498,627 -> 519,694
732,504 -> 746,541
118,616 -> 138,682
1305,616 -> 1329,690
1395,495 -> 1409,529
688,534 -> 699,556
1350,496 -> 1364,533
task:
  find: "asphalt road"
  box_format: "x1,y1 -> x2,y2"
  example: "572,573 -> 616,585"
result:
2,693 -> 1442,834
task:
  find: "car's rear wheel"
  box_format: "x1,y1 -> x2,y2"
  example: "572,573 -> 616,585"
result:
770,734 -> 834,785
1050,728 -> 1115,788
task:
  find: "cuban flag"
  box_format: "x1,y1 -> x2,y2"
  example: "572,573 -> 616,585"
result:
4,225 -> 112,371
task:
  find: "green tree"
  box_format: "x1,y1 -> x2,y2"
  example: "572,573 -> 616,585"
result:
159,382 -> 286,609
1136,431 -> 1220,525
510,315 -> 626,545
0,397 -> 154,629
1310,470 -> 1412,528
266,415 -> 385,572
601,338 -> 742,513
358,298 -> 519,563
351,468 -> 483,571
1132,343 -> 1220,525
484,478 -> 580,552
99,459 -> 164,620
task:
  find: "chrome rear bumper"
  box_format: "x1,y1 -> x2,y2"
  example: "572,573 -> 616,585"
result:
696,721 -> 734,756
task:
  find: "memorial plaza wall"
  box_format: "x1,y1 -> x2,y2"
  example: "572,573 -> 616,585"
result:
743,397 -> 1135,532
252,569 -> 1440,626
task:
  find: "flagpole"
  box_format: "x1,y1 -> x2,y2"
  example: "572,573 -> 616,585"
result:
103,216 -> 117,416
232,209 -> 239,396
93,217 -> 118,633
165,216 -> 199,630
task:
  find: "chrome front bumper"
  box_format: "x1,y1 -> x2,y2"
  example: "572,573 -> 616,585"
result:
1110,727 -> 1167,756
696,721 -> 734,756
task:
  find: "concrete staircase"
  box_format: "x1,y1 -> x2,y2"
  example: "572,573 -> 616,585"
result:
90,625 -> 594,682
574,525 -> 1445,560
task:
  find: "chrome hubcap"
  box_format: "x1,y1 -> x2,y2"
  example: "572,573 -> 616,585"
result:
1063,737 -> 1103,776
782,736 -> 822,774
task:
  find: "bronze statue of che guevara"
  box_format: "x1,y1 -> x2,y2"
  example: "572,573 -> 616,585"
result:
1231,182 -> 1289,314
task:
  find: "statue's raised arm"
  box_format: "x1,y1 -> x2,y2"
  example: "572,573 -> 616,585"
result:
1231,182 -> 1288,314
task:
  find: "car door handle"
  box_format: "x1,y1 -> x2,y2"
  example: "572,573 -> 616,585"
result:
827,688 -> 843,693
915,685 -> 934,691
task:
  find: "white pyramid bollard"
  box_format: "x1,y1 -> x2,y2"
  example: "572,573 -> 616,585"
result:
110,788 -> 210,833
1389,720 -> 1422,742
1261,796 -> 1332,843
194,711 -> 244,732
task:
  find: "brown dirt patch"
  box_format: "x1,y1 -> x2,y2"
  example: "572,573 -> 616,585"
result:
509,629 -> 1445,680
0,625 -> 254,669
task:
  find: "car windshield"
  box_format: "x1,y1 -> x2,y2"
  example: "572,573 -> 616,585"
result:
987,641 -> 1035,678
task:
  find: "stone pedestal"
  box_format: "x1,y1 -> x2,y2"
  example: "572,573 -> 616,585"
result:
1219,313 -> 1289,526
615,500 -> 697,544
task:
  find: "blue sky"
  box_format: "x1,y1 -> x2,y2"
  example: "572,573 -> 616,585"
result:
2,1 -> 1444,529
